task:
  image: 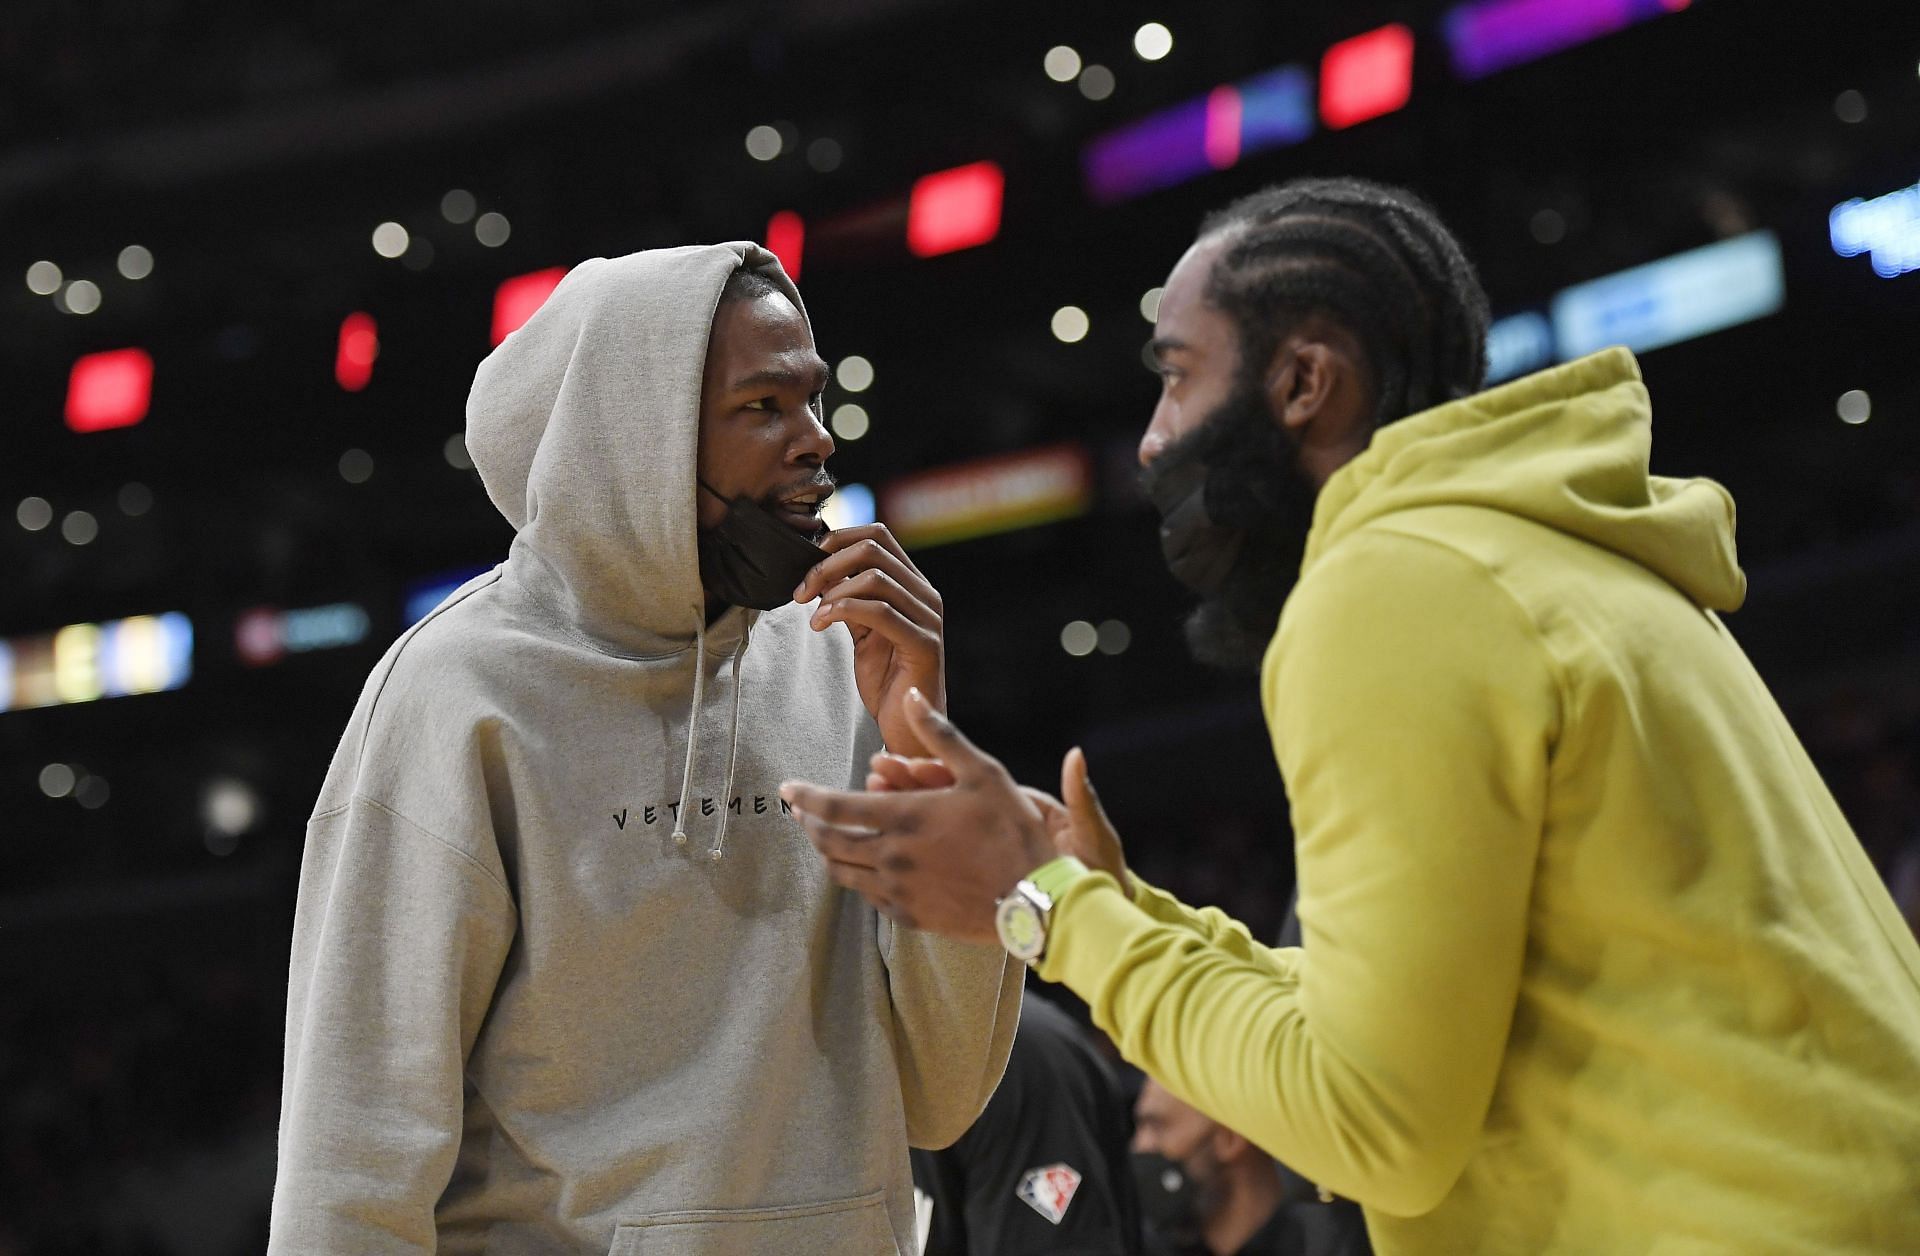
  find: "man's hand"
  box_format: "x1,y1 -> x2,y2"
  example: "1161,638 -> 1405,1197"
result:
793,524 -> 946,759
780,689 -> 1053,943
866,746 -> 1130,891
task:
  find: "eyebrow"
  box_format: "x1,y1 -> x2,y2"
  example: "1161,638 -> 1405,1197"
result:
731,359 -> 831,393
1147,336 -> 1191,359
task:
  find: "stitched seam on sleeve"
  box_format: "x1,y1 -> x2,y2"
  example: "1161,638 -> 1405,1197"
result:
351,793 -> 515,907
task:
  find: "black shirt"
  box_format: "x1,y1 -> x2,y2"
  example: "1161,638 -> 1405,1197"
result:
912,993 -> 1142,1255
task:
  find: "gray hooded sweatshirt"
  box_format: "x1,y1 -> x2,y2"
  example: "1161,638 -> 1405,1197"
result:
269,242 -> 1022,1254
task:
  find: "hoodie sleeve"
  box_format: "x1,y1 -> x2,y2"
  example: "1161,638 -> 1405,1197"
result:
269,794 -> 517,1251
878,916 -> 1024,1149
1037,530 -> 1555,1218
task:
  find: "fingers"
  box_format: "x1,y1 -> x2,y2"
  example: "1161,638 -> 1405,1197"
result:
813,568 -> 940,634
813,597 -> 938,661
796,527 -> 940,612
782,780 -> 921,839
869,753 -> 956,792
901,688 -> 996,782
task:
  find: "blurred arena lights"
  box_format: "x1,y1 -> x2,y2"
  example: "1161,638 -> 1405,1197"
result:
65,347 -> 153,433
17,497 -> 54,531
1060,620 -> 1098,657
1051,306 -> 1090,343
1096,619 -> 1133,655
820,483 -> 876,531
745,124 -> 784,161
202,777 -> 260,849
1133,23 -> 1174,62
338,449 -> 374,484
475,211 -> 511,247
1140,287 -> 1164,321
116,245 -> 153,280
830,403 -> 870,441
61,511 -> 99,546
25,259 -> 61,295
837,355 -> 874,392
440,188 -> 477,223
1830,178 -> 1920,277
766,210 -> 805,280
491,267 -> 568,344
1486,310 -> 1556,382
335,312 -> 379,392
1044,45 -> 1082,82
63,279 -> 102,315
235,603 -> 373,667
1319,23 -> 1416,130
443,434 -> 474,469
1078,64 -> 1116,100
1444,0 -> 1691,80
880,443 -> 1093,549
1552,230 -> 1784,360
404,565 -> 495,626
906,161 -> 1005,258
0,612 -> 193,715
1836,390 -> 1872,425
371,221 -> 409,258
1083,64 -> 1313,205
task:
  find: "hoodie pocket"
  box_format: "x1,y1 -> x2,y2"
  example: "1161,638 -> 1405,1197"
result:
608,1189 -> 897,1256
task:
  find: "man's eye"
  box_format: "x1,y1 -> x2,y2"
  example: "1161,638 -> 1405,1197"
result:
744,397 -> 775,412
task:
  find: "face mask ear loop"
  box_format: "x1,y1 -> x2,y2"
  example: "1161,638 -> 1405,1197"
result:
671,612 -> 708,848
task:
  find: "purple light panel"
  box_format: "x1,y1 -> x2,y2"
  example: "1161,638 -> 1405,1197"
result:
1082,65 -> 1315,206
1444,0 -> 1689,80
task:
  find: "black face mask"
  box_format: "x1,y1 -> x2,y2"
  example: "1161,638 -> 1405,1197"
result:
1142,456 -> 1244,596
695,479 -> 829,611
1139,380 -> 1321,672
1131,1152 -> 1204,1252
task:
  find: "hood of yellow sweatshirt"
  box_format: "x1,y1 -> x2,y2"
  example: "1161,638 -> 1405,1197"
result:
1301,347 -> 1746,612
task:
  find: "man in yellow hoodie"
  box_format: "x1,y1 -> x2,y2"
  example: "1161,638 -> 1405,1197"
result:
782,178 -> 1920,1252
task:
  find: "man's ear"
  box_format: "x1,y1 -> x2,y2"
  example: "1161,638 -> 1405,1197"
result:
1210,1124 -> 1250,1162
1263,338 -> 1337,437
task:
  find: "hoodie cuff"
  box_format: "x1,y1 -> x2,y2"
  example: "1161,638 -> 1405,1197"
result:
1035,870 -> 1145,990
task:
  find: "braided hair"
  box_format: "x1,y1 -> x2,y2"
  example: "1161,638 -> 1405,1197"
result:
1199,177 -> 1491,424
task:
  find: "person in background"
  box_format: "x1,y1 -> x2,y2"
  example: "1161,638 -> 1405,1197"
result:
912,993 -> 1142,1256
1133,1078 -> 1367,1256
781,177 -> 1920,1253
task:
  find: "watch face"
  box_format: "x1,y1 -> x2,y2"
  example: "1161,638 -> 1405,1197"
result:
996,895 -> 1046,962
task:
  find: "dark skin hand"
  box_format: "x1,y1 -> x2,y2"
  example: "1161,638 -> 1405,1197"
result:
782,688 -> 1130,941
795,525 -> 948,761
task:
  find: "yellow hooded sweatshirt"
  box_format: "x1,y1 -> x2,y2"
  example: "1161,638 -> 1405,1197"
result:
1037,348 -> 1920,1253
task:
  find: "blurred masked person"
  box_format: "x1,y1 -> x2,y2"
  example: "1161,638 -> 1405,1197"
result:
268,244 -> 1021,1254
911,994 -> 1142,1256
1133,1079 -> 1367,1256
780,180 -> 1920,1253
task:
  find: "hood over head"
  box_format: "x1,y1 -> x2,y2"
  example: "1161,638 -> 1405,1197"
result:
465,242 -> 807,655
1303,347 -> 1746,611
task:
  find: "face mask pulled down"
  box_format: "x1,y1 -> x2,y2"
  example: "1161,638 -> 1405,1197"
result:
696,479 -> 829,611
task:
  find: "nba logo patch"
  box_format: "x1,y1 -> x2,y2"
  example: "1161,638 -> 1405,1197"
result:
1015,1162 -> 1082,1225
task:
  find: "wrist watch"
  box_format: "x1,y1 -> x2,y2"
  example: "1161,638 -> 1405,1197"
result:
994,879 -> 1054,965
994,856 -> 1089,965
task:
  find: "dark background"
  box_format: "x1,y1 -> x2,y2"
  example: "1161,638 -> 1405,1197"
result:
4,2 -> 1918,1250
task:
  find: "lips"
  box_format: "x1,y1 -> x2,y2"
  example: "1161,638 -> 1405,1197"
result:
774,486 -> 833,537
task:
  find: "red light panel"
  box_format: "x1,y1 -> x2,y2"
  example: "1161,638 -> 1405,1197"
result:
766,211 -> 805,282
491,267 -> 568,346
335,312 -> 379,392
65,348 -> 153,433
1320,23 -> 1415,130
906,161 -> 1005,258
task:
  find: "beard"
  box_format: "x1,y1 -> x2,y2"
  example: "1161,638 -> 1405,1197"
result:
1139,381 -> 1321,672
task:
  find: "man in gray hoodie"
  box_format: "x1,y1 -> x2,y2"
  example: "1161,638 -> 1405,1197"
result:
269,242 -> 1022,1254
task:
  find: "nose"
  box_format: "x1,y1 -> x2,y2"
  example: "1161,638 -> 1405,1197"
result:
1138,397 -> 1176,467
791,405 -> 835,465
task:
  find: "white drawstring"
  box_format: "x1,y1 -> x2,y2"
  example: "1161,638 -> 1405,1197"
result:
707,642 -> 747,861
670,613 -> 707,847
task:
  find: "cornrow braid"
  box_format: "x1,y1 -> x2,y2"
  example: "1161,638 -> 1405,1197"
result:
1199,177 -> 1491,424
